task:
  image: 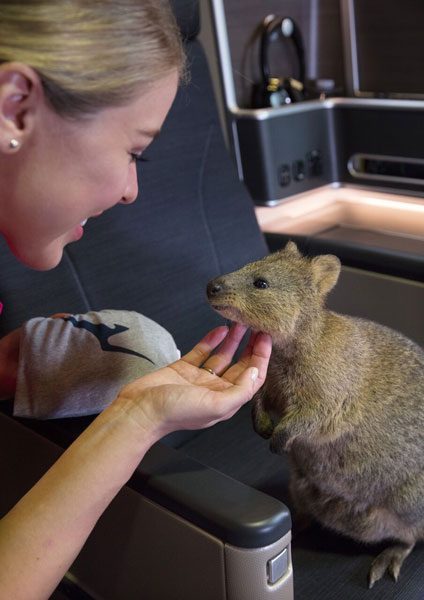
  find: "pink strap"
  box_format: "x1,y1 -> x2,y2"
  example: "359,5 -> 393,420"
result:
0,302 -> 3,315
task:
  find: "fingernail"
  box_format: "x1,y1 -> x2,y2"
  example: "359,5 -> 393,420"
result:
250,367 -> 259,382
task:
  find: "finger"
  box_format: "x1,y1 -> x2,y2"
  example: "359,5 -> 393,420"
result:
202,323 -> 247,375
225,330 -> 265,377
239,330 -> 260,361
182,326 -> 229,367
200,345 -> 269,426
222,332 -> 272,384
245,332 -> 273,381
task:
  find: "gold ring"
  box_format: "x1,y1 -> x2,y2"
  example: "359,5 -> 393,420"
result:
200,366 -> 216,376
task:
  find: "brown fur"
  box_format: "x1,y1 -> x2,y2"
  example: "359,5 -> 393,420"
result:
207,241 -> 424,588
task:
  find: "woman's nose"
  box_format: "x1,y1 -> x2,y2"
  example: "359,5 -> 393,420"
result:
120,165 -> 139,205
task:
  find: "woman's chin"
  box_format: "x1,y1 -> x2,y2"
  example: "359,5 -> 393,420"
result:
20,252 -> 62,271
7,238 -> 64,271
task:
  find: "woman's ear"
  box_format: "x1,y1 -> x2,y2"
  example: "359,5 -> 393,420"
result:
0,63 -> 42,152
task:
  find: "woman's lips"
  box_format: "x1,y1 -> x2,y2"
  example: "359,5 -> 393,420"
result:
73,224 -> 84,241
73,211 -> 104,241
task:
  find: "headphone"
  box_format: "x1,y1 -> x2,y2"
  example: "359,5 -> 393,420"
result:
251,15 -> 306,108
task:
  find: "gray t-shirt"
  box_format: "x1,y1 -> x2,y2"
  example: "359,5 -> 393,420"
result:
14,309 -> 180,419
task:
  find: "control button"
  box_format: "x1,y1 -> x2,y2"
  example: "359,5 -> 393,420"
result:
267,547 -> 288,584
292,159 -> 305,181
278,164 -> 291,187
307,149 -> 323,176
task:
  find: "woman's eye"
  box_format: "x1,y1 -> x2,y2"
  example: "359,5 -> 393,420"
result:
254,278 -> 269,289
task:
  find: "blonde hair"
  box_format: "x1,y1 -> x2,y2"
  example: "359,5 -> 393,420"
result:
0,0 -> 186,117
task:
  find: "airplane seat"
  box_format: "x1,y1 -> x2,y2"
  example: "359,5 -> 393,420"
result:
0,1 -> 292,599
0,1 -> 422,598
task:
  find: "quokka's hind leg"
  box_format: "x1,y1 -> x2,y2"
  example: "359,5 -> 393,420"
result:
287,478 -> 418,587
288,469 -> 314,534
368,543 -> 414,588
367,473 -> 424,587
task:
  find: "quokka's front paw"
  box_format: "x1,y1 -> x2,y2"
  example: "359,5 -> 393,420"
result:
269,425 -> 295,454
251,401 -> 274,439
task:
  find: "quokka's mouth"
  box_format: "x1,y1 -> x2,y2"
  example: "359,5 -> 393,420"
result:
210,303 -> 247,325
209,302 -> 231,312
210,303 -> 271,336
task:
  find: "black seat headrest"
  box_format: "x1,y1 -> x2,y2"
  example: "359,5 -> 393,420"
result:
170,0 -> 200,41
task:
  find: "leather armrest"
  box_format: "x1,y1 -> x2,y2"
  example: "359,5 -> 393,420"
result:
131,443 -> 291,548
0,407 -> 291,548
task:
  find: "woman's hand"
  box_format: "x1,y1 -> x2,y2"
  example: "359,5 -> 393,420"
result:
116,323 -> 272,440
0,323 -> 271,600
0,313 -> 71,400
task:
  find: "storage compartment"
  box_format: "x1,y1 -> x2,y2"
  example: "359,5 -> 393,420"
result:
348,154 -> 424,185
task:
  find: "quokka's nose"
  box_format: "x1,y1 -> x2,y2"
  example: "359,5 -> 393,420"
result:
207,279 -> 224,298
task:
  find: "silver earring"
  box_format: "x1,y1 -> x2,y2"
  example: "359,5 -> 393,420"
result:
9,139 -> 20,149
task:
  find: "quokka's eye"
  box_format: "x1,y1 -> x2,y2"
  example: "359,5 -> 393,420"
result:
254,278 -> 269,289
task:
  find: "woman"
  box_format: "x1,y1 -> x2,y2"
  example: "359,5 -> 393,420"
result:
0,1 -> 272,598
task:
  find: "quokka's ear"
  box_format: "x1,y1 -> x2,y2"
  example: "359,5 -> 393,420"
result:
311,254 -> 341,295
282,240 -> 301,257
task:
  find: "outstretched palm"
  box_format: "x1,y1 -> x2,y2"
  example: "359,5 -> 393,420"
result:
118,324 -> 272,438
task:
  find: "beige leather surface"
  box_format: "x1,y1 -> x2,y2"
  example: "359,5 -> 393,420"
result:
71,488 -> 227,600
329,266 -> 424,346
225,531 -> 293,600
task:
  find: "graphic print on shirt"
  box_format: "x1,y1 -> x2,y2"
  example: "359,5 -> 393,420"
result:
63,316 -> 155,364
